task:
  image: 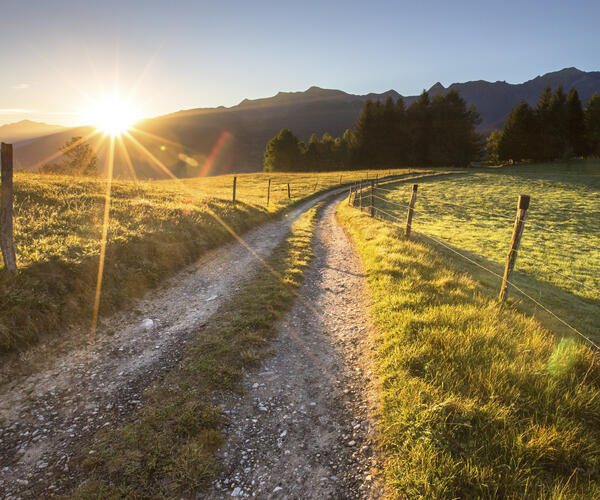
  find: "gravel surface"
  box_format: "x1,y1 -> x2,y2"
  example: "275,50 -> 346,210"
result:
0,189 -> 347,499
205,197 -> 384,499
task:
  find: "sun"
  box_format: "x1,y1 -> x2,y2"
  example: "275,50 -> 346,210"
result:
84,95 -> 140,136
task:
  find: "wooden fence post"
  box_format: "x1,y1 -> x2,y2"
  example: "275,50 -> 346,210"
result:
287,183 -> 291,199
232,176 -> 237,203
339,175 -> 342,184
370,180 -> 375,217
348,184 -> 353,205
267,178 -> 271,206
0,143 -> 16,272
405,184 -> 418,238
359,180 -> 363,211
499,194 -> 530,301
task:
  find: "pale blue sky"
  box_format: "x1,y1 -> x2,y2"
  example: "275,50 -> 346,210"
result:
1,0 -> 598,125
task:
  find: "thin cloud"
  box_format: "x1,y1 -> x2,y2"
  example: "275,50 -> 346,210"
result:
12,83 -> 30,89
0,108 -> 35,114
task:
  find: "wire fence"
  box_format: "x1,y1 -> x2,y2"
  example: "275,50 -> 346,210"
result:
348,179 -> 600,350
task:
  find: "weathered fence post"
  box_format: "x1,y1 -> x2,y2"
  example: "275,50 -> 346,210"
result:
499,194 -> 530,301
348,184 -> 353,205
405,184 -> 418,238
339,175 -> 342,184
232,176 -> 237,203
287,183 -> 291,199
266,178 -> 271,206
375,173 -> 378,185
359,180 -> 363,211
0,143 -> 16,272
370,180 -> 375,217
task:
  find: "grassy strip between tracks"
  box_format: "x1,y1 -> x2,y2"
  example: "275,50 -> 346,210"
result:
337,200 -> 600,499
66,202 -> 322,498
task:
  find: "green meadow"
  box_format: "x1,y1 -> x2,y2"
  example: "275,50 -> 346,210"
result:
363,161 -> 600,344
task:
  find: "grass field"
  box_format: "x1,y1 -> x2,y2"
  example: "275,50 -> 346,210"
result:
338,196 -> 600,498
361,161 -> 600,344
0,168 -> 416,354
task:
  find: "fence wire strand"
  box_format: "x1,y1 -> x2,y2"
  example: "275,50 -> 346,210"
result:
351,199 -> 600,351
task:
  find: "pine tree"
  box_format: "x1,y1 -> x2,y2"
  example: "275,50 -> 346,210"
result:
499,101 -> 536,161
565,88 -> 586,156
548,85 -> 567,158
394,97 -> 410,165
351,100 -> 378,167
407,91 -> 431,166
534,86 -> 553,160
585,93 -> 600,156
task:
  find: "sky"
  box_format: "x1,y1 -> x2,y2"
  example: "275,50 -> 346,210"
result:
1,0 -> 599,126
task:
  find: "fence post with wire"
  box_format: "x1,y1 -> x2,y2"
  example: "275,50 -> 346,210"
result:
499,194 -> 530,301
405,184 -> 418,238
348,181 -> 599,350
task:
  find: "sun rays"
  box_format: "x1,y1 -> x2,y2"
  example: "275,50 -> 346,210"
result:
80,119 -> 334,350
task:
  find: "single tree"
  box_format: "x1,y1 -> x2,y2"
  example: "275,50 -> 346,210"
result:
40,136 -> 98,175
585,93 -> 600,156
499,101 -> 536,161
565,88 -> 586,156
263,129 -> 304,172
485,130 -> 503,164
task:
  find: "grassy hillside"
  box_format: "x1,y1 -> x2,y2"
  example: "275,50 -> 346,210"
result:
338,195 -> 600,498
362,161 -> 600,343
0,169 -> 413,354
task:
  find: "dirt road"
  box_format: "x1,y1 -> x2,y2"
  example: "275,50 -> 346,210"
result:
205,198 -> 383,499
1,190 -> 384,498
0,189 -> 350,498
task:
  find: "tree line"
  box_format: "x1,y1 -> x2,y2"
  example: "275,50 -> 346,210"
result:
487,87 -> 600,163
263,90 -> 483,172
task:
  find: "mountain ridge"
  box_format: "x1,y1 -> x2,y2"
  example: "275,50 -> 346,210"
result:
10,67 -> 600,176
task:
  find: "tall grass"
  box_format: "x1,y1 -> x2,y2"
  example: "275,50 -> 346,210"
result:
338,198 -> 600,499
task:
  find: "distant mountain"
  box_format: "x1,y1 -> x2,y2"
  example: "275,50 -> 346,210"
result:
424,67 -> 600,132
12,67 -> 600,177
0,120 -> 66,144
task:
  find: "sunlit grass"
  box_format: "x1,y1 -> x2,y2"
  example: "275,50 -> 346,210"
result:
0,168 -> 418,353
338,196 -> 600,499
364,161 -> 600,343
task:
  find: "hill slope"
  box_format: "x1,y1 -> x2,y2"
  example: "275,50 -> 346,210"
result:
12,67 -> 600,176
0,120 -> 66,144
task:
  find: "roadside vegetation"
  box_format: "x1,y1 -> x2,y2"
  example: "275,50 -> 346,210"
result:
69,203 -> 322,497
364,161 -> 600,343
338,195 -> 600,498
0,168 -> 413,356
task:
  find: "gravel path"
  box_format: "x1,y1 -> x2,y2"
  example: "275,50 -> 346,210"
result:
0,189 -> 348,499
206,197 -> 384,499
